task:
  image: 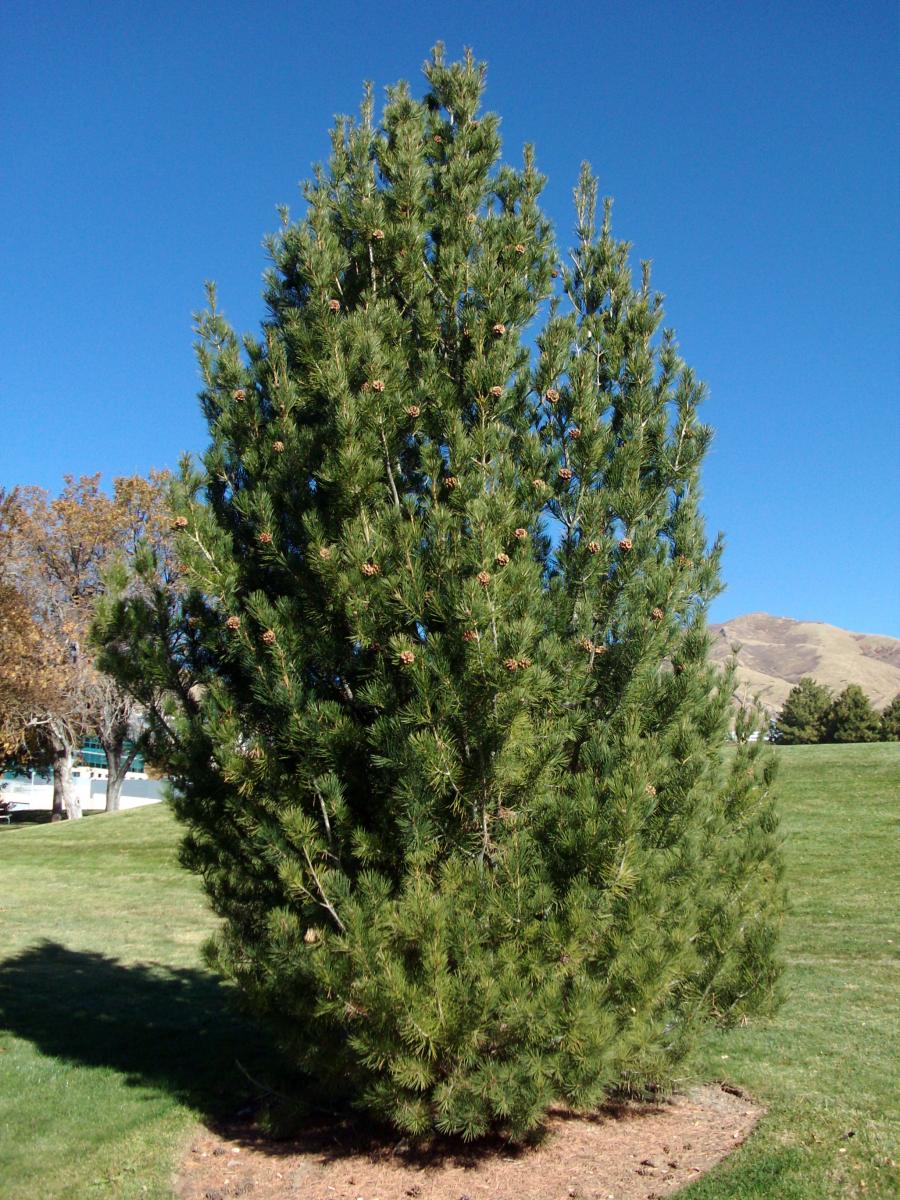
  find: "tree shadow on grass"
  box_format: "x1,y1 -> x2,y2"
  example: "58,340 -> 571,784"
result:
0,940 -> 280,1119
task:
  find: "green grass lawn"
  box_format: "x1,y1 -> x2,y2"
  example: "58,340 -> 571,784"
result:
0,743 -> 897,1199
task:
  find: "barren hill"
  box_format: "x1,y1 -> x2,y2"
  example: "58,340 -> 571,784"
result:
708,613 -> 900,715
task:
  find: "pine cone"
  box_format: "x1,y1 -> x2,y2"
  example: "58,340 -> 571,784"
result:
328,298 -> 341,313
372,228 -> 385,240
645,784 -> 657,797
463,629 -> 479,643
399,649 -> 415,665
514,527 -> 528,540
433,134 -> 443,144
495,552 -> 510,566
587,540 -> 601,554
406,404 -> 421,418
477,570 -> 491,587
676,555 -> 694,569
318,546 -> 332,561
370,379 -> 386,392
232,388 -> 246,402
492,322 -> 507,336
258,532 -> 273,545
517,657 -> 532,669
444,475 -> 459,489
558,467 -> 574,482
304,927 -> 319,944
225,615 -> 241,632
489,385 -> 504,398
272,440 -> 285,453
651,607 -> 664,622
171,516 -> 188,530
550,268 -> 560,279
579,637 -> 595,653
361,562 -> 381,577
261,629 -> 276,645
504,658 -> 519,672
531,478 -> 547,491
545,388 -> 560,403
466,212 -> 477,223
619,537 -> 633,553
568,427 -> 582,439
514,243 -> 526,254
674,662 -> 686,674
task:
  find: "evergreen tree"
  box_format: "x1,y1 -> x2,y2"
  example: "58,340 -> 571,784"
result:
96,49 -> 784,1139
823,684 -> 882,744
880,693 -> 900,741
773,677 -> 831,744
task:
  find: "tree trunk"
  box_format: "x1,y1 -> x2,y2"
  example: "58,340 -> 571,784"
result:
102,738 -> 138,812
51,746 -> 80,821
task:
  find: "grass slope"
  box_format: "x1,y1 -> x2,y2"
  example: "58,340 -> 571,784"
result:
0,743 -> 897,1199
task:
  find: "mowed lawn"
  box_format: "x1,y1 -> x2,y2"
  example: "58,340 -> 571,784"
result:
0,743 -> 897,1199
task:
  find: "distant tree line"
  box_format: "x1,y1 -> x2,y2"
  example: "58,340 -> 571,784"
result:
773,677 -> 899,744
0,473 -> 175,818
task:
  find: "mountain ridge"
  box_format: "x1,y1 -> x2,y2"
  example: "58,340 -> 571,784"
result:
707,612 -> 900,715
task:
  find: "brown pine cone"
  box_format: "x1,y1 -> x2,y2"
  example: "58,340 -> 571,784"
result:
504,658 -> 519,672
674,662 -> 686,674
477,570 -> 491,587
558,467 -> 574,482
261,629 -> 276,645
645,784 -> 657,797
514,243 -> 526,254
545,388 -> 560,403
406,404 -> 421,418
258,532 -> 273,545
587,540 -> 601,554
466,212 -> 477,223
489,385 -> 504,398
517,657 -> 532,669
225,615 -> 241,632
463,629 -> 479,643
495,552 -> 510,566
579,637 -> 595,653
272,440 -> 285,453
568,427 -> 582,439
328,298 -> 341,313
370,379 -> 386,392
304,928 -> 319,944
531,478 -> 547,491
171,515 -> 188,530
492,322 -> 507,336
444,475 -> 459,489
318,546 -> 332,561
232,388 -> 246,402
651,607 -> 665,622
399,649 -> 415,665
372,228 -> 385,240
514,527 -> 528,540
676,555 -> 694,569
361,562 -> 381,577
619,537 -> 633,552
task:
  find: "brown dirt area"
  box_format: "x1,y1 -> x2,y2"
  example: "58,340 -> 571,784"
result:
176,1082 -> 763,1200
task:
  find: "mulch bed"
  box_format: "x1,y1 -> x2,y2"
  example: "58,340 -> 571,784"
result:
176,1082 -> 762,1200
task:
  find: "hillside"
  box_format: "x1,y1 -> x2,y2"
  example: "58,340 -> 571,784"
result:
708,612 -> 900,715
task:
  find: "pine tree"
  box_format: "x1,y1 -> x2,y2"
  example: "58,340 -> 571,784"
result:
823,684 -> 882,744
773,677 -> 831,744
880,693 -> 900,741
96,48 -> 784,1139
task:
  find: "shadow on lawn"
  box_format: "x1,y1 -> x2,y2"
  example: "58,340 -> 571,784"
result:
0,940 -> 278,1118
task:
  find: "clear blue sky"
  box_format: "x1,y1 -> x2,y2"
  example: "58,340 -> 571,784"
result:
2,1 -> 897,634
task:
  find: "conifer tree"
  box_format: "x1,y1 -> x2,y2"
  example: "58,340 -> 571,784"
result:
97,48 -> 784,1139
774,676 -> 831,744
822,684 -> 882,744
880,693 -> 900,741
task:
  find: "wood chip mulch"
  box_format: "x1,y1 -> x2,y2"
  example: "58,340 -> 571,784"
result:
176,1082 -> 763,1200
